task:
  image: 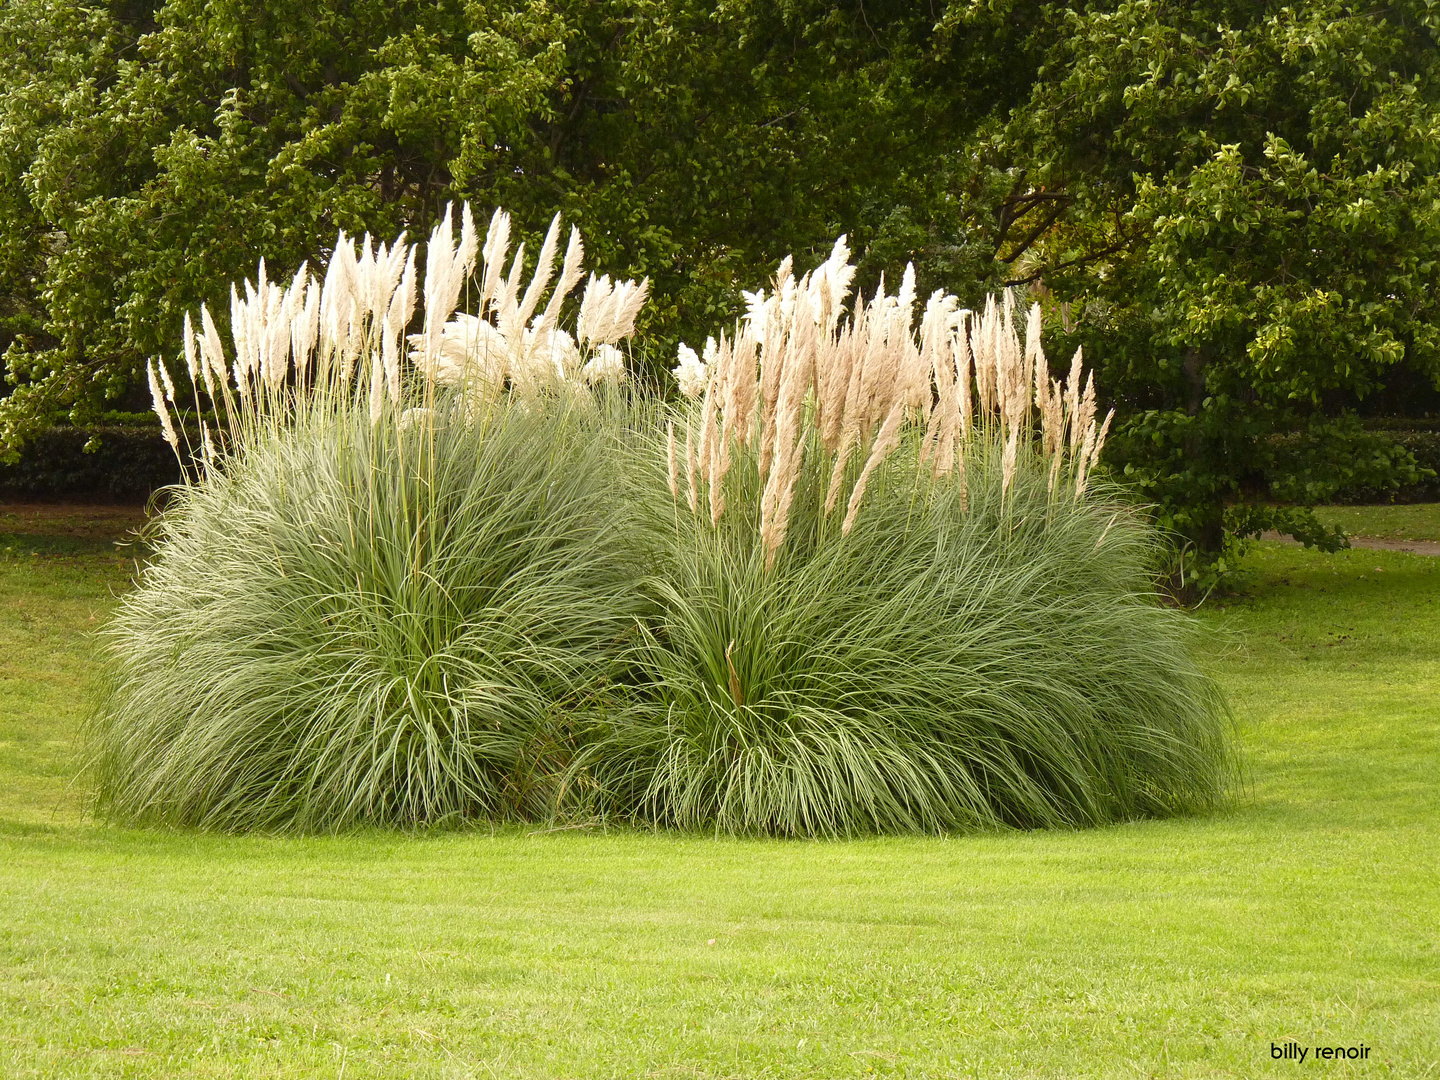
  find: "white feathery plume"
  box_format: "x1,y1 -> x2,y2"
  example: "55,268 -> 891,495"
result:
386,246 -> 417,346
155,354 -> 176,402
575,273 -> 610,346
516,212 -> 562,332
243,278 -> 264,388
1078,370 -> 1097,448
148,360 -> 179,451
582,344 -> 627,385
1076,407 -> 1115,499
495,241 -> 527,339
287,262 -> 309,310
425,313 -> 508,389
457,203 -> 478,281
368,355 -> 385,423
673,343 -> 708,398
809,234 -> 855,334
419,206 -> 459,377
1094,407 -> 1114,460
319,231 -> 358,371
1025,301 -> 1045,405
239,273 -> 260,387
229,284 -> 247,396
743,288 -> 769,339
895,263 -> 917,335
292,278 -> 321,379
388,234 -> 410,287
536,225 -> 585,335
182,312 -> 198,384
355,234 -> 378,317
918,291 -> 957,468
607,277 -> 650,343
479,207 -> 509,315
576,274 -> 650,346
382,314 -> 402,405
198,303 -> 226,401
1066,347 -> 1085,455
340,297 -> 361,379
263,279 -> 289,391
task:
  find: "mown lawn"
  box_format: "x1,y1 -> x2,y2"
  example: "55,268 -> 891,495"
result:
0,506 -> 1436,1079
1312,502 -> 1440,542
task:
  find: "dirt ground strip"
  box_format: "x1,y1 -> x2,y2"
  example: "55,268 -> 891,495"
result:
1259,530 -> 1440,556
0,503 -> 150,542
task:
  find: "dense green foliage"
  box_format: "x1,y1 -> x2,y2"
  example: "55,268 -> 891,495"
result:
4,0 -> 1438,571
0,422 -> 178,498
999,0 -> 1440,578
0,0 -> 1028,440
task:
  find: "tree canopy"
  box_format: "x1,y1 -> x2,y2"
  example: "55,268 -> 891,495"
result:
998,0 -> 1440,574
3,0 -> 1438,579
0,0 -> 1036,435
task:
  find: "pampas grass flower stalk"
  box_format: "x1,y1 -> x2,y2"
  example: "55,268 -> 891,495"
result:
618,240 -> 1237,835
668,244 -> 1112,555
98,204 -> 654,831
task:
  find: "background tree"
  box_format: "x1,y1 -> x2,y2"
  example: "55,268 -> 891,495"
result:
6,0 -> 1439,586
0,0 -> 1041,448
994,0 -> 1440,581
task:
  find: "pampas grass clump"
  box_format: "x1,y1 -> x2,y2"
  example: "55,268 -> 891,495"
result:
87,208 -> 1234,834
575,239 -> 1232,835
581,433 -> 1231,836
88,205 -> 653,830
89,394 -> 646,830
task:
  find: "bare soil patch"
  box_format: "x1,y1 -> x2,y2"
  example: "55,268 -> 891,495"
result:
0,503 -> 150,543
1260,530 -> 1440,556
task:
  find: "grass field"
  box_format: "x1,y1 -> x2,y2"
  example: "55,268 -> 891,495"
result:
1312,503 -> 1440,541
0,505 -> 1436,1078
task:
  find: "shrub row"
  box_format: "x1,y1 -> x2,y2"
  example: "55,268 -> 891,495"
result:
0,425 -> 180,501
1337,429 -> 1440,503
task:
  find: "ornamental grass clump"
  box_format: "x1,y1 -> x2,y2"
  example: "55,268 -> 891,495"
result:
90,211 -> 1232,837
89,205 -> 652,830
578,240 -> 1233,836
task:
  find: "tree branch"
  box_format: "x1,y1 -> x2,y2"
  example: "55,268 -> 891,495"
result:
1002,237 -> 1131,287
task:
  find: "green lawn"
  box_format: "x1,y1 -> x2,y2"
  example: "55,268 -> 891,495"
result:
1,506 -> 1436,1078
1313,502 -> 1440,541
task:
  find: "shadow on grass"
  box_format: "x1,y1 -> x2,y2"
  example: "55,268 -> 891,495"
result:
0,502 -> 150,560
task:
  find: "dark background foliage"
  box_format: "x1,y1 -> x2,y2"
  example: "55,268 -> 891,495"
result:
3,0 -> 1438,580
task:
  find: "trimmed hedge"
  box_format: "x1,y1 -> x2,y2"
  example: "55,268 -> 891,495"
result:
0,426 -> 181,501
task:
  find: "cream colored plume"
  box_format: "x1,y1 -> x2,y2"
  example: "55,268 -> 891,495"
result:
672,240 -> 1115,564
577,274 -> 650,346
158,203 -> 646,477
673,343 -> 708,399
